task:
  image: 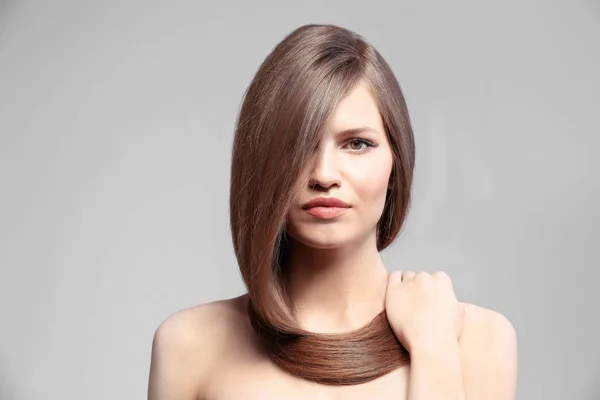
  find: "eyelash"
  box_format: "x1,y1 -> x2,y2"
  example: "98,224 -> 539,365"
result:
343,138 -> 376,152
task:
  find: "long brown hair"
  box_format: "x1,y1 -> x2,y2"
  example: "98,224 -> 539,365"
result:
229,24 -> 415,385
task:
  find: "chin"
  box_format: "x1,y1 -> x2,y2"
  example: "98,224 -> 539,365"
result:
286,227 -> 357,250
295,238 -> 346,250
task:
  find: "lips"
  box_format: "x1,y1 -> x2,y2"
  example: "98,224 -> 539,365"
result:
302,197 -> 350,209
302,197 -> 351,219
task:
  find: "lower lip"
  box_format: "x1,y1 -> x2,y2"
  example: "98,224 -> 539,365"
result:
305,206 -> 349,219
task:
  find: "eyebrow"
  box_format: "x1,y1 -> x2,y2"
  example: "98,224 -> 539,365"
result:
334,126 -> 381,136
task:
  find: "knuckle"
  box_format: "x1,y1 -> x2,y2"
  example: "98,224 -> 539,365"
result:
415,271 -> 429,281
389,271 -> 403,285
434,271 -> 449,280
434,271 -> 451,282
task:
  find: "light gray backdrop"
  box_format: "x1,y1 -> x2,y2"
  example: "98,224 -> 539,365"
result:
1,1 -> 599,399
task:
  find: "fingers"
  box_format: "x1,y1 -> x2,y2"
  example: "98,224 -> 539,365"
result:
387,270 -> 417,285
388,270 -> 403,285
389,270 -> 452,285
432,271 -> 452,285
402,271 -> 416,281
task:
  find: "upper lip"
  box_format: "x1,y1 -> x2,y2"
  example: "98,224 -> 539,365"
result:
302,196 -> 350,209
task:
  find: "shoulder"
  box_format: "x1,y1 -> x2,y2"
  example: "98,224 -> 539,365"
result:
459,302 -> 519,398
461,302 -> 517,344
148,294 -> 249,400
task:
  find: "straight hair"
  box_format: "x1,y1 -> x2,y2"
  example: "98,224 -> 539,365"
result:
229,23 -> 415,385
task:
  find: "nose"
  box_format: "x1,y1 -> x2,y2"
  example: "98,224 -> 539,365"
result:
307,144 -> 341,191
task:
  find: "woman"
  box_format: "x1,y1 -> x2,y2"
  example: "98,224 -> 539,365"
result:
148,24 -> 518,399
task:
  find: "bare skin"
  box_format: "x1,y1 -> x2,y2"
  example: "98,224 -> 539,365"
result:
148,294 -> 516,399
148,80 -> 518,399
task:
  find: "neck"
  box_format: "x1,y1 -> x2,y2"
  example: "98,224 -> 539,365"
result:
284,234 -> 390,334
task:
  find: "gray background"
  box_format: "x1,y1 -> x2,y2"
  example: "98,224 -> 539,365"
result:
1,0 -> 599,399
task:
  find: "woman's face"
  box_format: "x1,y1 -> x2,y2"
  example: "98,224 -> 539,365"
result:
285,79 -> 394,249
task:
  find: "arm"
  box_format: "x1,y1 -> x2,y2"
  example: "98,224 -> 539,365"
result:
406,304 -> 518,400
459,304 -> 519,400
385,273 -> 518,399
407,337 -> 466,400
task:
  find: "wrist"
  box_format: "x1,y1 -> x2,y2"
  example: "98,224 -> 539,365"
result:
407,334 -> 459,355
406,335 -> 466,400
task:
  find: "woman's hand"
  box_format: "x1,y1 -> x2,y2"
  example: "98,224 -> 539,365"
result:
384,270 -> 465,353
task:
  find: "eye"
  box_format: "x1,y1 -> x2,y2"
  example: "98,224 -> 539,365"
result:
343,138 -> 376,152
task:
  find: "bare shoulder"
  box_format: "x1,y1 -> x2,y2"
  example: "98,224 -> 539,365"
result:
148,294 -> 249,400
461,302 -> 517,339
459,302 -> 519,399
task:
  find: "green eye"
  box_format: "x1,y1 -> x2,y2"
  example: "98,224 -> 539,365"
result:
345,138 -> 375,152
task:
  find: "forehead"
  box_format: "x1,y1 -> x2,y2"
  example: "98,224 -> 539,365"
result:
327,80 -> 384,134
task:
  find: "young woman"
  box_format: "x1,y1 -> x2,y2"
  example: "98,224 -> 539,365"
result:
148,24 -> 518,399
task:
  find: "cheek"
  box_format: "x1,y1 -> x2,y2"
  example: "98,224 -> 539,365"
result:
352,160 -> 392,206
357,182 -> 389,220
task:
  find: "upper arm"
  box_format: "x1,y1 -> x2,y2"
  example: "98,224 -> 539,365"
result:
147,307 -> 217,400
460,304 -> 519,400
